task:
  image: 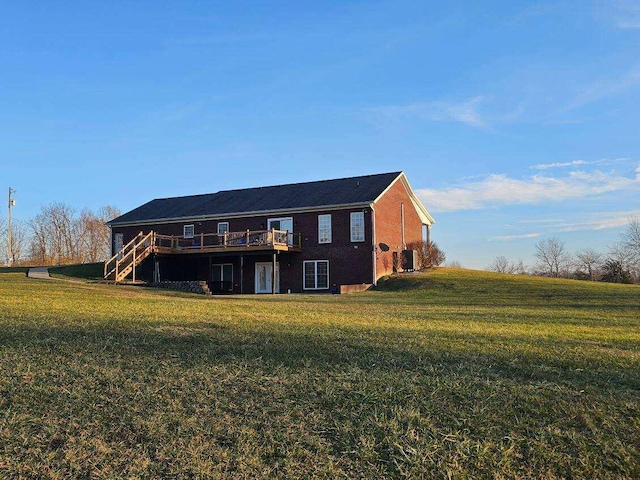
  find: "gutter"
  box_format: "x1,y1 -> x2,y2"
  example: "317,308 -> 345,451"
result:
108,201 -> 375,228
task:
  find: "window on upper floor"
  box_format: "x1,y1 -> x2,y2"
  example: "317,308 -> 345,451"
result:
350,212 -> 365,242
217,222 -> 229,234
318,214 -> 332,244
183,224 -> 194,238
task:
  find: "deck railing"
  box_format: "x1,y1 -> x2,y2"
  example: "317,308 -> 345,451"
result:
105,228 -> 301,282
154,229 -> 301,251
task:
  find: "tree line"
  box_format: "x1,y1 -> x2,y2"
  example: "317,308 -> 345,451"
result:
1,203 -> 120,266
487,217 -> 640,284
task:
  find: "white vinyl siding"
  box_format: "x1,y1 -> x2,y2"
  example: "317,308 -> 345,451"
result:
318,214 -> 332,244
350,212 -> 365,242
303,260 -> 329,290
183,224 -> 194,238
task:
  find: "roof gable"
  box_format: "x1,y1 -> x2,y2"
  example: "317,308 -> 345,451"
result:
109,172 -> 403,225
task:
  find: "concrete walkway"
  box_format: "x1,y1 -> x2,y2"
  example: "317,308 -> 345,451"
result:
27,267 -> 51,279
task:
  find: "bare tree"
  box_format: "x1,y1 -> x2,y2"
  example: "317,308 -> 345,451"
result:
575,248 -> 603,281
608,240 -> 639,283
406,240 -> 446,269
78,206 -> 120,262
7,219 -> 28,265
621,216 -> 640,267
534,237 -> 571,277
513,259 -> 528,275
488,255 -> 514,273
46,202 -> 77,264
29,211 -> 50,265
28,203 -> 120,266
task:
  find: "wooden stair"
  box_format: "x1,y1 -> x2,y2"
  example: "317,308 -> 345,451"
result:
104,231 -> 155,282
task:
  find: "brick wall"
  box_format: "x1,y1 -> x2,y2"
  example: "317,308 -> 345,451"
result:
110,207 -> 374,293
373,178 -> 425,280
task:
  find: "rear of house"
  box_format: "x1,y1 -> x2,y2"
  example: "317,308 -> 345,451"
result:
106,171 -> 434,294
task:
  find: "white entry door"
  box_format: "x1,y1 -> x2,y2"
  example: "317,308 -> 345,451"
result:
114,233 -> 124,260
255,262 -> 280,294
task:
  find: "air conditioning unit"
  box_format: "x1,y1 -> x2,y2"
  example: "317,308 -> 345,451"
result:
402,249 -> 418,271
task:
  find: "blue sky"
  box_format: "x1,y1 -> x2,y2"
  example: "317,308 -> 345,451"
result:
1,1 -> 639,269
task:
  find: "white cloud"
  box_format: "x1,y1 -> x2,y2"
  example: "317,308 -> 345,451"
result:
610,0 -> 640,29
554,210 -> 640,232
530,160 -> 590,170
365,96 -> 488,128
530,158 -> 630,170
416,164 -> 640,212
563,66 -> 640,111
489,233 -> 542,241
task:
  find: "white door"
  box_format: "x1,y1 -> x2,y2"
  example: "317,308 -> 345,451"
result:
255,262 -> 280,293
114,233 -> 124,259
268,217 -> 293,246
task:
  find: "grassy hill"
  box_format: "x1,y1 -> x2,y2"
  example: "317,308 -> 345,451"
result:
0,269 -> 638,478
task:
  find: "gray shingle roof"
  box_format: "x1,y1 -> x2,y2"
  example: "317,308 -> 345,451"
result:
109,172 -> 403,225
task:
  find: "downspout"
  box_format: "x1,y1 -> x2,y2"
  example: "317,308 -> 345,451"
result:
401,202 -> 406,250
371,203 -> 377,286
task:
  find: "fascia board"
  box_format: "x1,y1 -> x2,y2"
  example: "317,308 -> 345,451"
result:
108,202 -> 372,228
372,172 -> 435,225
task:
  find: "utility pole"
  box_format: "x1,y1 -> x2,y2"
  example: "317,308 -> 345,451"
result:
7,187 -> 15,267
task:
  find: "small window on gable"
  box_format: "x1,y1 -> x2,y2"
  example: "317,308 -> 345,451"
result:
318,214 -> 332,244
350,212 -> 365,242
183,224 -> 195,238
217,222 -> 229,234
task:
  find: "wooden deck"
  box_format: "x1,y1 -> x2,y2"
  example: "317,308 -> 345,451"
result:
153,229 -> 302,254
105,229 -> 301,282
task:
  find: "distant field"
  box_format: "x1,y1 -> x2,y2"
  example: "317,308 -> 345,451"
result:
0,269 -> 638,478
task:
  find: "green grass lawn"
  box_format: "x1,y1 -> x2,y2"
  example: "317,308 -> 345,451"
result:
48,262 -> 105,281
0,269 -> 638,478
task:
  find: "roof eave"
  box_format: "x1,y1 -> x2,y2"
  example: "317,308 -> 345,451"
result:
107,201 -> 374,228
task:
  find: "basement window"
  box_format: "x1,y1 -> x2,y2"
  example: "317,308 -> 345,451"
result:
304,260 -> 329,290
183,224 -> 195,238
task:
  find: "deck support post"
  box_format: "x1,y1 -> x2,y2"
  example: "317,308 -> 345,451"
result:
272,252 -> 277,295
240,255 -> 244,294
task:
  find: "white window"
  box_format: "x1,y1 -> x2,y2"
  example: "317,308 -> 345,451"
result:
350,212 -> 365,242
304,260 -> 329,290
217,222 -> 229,234
318,214 -> 332,244
183,224 -> 194,238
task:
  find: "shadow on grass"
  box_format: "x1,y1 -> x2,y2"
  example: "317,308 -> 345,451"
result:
1,320 -> 637,393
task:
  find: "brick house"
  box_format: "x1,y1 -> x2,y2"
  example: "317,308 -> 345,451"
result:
105,171 -> 434,294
